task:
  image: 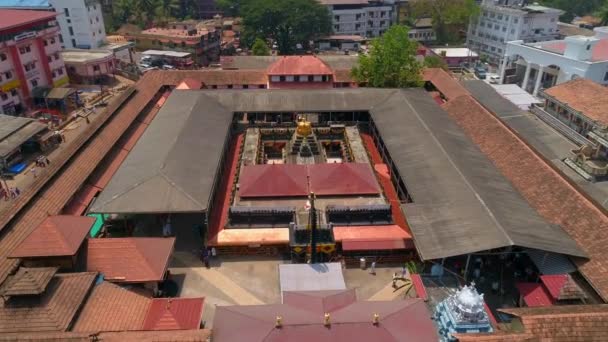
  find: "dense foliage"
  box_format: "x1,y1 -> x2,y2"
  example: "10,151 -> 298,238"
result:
539,0 -> 604,23
423,55 -> 449,70
351,25 -> 423,88
251,38 -> 271,55
411,0 -> 479,44
110,0 -> 199,30
239,0 -> 331,55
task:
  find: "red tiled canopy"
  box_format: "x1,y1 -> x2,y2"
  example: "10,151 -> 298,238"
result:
9,215 -> 95,258
239,164 -> 308,198
142,298 -> 205,330
308,163 -> 380,196
267,56 -> 333,76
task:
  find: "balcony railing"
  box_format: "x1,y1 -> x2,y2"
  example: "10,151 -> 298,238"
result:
530,105 -> 593,146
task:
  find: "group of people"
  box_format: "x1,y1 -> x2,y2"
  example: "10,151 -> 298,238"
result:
0,186 -> 20,201
30,156 -> 51,179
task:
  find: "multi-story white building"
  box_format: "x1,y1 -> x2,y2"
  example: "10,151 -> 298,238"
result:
467,0 -> 563,64
499,27 -> 608,96
50,0 -> 106,49
319,0 -> 393,38
0,9 -> 67,114
0,0 -> 106,49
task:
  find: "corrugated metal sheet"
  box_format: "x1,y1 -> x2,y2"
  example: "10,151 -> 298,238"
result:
515,282 -> 554,307
308,163 -> 380,196
239,164 -> 308,198
526,249 -> 577,275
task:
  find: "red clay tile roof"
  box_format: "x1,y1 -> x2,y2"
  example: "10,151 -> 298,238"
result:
176,78 -> 203,90
239,164 -> 309,198
0,330 -> 212,341
0,267 -> 58,296
515,282 -> 554,307
86,237 -> 175,283
441,94 -> 608,301
142,298 -> 204,330
267,56 -> 333,76
333,69 -> 354,83
9,216 -> 94,258
542,78 -> 608,126
0,9 -> 57,31
73,281 -> 152,332
342,239 -> 406,251
0,272 -> 96,333
308,163 -> 380,196
423,68 -> 470,100
97,329 -> 212,341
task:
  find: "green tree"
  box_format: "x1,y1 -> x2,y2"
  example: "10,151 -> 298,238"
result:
424,55 -> 448,70
540,0 -> 604,23
154,0 -> 181,23
251,38 -> 271,55
217,0 -> 245,17
598,1 -> 608,25
240,0 -> 331,55
113,0 -> 137,24
351,25 -> 423,88
412,0 -> 479,44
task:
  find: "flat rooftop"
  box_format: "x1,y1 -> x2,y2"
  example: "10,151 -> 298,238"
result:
524,38 -> 608,62
61,49 -> 114,63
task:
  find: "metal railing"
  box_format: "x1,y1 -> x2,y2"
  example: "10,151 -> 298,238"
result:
530,105 -> 593,146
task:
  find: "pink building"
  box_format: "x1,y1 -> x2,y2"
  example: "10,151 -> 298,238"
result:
0,9 -> 67,114
61,49 -> 115,84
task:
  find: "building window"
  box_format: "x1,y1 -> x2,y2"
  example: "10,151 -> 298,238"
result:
511,29 -> 515,34
93,65 -> 100,71
90,19 -> 93,25
514,18 -> 518,23
50,37 -> 55,44
59,34 -> 63,43
0,53 -> 6,61
227,85 -> 233,89
5,71 -> 12,79
334,15 -> 339,21
258,85 -> 265,89
44,40 -> 48,46
71,39 -> 76,47
57,68 -> 63,75
54,53 -> 59,59
604,72 -> 608,81
334,25 -> 339,31
294,75 -> 300,81
308,75 -> 314,82
0,93 -> 7,101
96,16 -> 99,22
279,76 -> 286,82
47,56 -> 52,63
243,85 -> 249,89
51,71 -> 56,78
10,89 -> 17,96
64,8 -> 70,17
69,26 -> 74,36
19,45 -> 31,54
31,79 -> 38,87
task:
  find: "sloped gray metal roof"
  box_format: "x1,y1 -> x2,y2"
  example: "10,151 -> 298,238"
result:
0,114 -> 47,158
90,91 -> 233,214
90,88 -> 584,260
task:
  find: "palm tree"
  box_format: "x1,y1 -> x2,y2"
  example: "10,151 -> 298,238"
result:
598,2 -> 608,26
155,0 -> 181,24
113,0 -> 136,24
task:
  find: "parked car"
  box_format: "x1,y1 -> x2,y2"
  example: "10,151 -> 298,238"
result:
475,67 -> 487,80
489,75 -> 500,84
161,64 -> 175,70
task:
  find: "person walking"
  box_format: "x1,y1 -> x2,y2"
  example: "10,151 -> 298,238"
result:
30,167 -> 37,178
369,261 -> 376,275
